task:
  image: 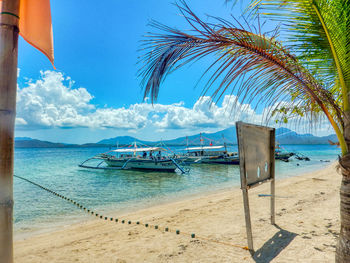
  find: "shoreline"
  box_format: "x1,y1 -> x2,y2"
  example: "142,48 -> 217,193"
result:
14,180 -> 242,242
14,163 -> 340,262
14,160 -> 331,242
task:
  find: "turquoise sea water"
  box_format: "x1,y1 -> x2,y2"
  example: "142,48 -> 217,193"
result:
14,145 -> 339,237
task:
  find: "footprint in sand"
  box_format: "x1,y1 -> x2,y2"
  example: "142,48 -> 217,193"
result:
326,223 -> 333,228
302,236 -> 312,239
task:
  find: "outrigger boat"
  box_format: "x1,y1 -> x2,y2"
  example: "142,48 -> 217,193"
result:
182,145 -> 239,164
179,133 -> 239,165
180,134 -> 305,165
79,145 -> 187,173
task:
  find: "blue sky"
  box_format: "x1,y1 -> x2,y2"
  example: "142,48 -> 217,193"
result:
15,0 -> 334,144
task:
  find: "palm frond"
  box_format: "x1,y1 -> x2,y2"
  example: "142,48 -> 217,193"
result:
249,0 -> 350,110
138,1 -> 342,129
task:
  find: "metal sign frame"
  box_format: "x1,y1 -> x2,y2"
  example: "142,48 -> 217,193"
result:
236,121 -> 275,252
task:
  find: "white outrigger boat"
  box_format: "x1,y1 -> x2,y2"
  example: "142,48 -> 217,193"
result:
180,133 -> 239,165
79,146 -> 187,173
183,145 -> 239,164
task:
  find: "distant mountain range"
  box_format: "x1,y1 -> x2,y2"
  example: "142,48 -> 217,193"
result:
14,126 -> 338,148
97,127 -> 337,145
14,138 -> 111,148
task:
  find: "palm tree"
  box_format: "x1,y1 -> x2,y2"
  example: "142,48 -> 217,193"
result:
138,1 -> 350,261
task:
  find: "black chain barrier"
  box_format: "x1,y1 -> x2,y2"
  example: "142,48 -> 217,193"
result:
14,174 -> 248,251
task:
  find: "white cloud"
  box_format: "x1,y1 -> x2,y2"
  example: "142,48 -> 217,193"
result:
15,70 -> 334,136
16,71 -> 148,130
153,95 -> 262,130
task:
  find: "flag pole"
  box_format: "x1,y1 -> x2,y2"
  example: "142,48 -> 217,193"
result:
0,0 -> 20,262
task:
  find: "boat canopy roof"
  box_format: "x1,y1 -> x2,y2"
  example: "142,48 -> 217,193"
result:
111,147 -> 166,153
185,146 -> 224,151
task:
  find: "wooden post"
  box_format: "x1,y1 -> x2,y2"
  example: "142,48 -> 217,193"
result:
270,129 -> 276,225
242,188 -> 254,252
236,124 -> 254,252
0,0 -> 20,262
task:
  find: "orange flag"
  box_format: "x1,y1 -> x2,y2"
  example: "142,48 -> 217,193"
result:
0,0 -> 54,67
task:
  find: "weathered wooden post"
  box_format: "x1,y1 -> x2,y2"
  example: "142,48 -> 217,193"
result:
0,0 -> 20,262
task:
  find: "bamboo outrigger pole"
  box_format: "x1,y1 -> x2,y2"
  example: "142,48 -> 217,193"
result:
0,0 -> 20,262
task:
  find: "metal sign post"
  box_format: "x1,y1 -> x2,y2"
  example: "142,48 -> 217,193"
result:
236,122 -> 276,252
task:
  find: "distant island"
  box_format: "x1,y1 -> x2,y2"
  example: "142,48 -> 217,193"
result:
14,127 -> 338,148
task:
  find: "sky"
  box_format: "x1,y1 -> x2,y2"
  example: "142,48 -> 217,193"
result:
14,0 -> 335,144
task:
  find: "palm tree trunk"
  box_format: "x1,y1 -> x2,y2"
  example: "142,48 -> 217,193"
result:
0,0 -> 20,262
336,110 -> 350,262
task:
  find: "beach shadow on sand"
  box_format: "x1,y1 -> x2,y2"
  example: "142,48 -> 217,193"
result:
252,225 -> 297,263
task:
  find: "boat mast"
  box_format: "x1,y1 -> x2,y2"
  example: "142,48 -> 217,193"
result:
200,133 -> 204,156
222,134 -> 227,152
200,133 -> 203,148
186,136 -> 189,152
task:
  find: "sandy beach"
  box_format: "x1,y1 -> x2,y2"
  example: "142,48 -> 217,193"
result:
14,163 -> 340,262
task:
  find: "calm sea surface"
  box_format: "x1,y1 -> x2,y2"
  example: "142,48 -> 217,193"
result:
14,145 -> 339,237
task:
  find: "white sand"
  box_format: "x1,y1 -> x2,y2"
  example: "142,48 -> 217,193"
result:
14,163 -> 340,262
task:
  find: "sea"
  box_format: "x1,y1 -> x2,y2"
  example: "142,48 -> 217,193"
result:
13,145 -> 339,239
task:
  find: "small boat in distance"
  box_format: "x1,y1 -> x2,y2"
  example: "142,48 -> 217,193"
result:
79,145 -> 186,173
274,150 -> 295,162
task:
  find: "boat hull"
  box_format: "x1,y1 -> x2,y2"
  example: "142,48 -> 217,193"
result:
183,156 -> 240,165
183,152 -> 294,165
104,158 -> 177,172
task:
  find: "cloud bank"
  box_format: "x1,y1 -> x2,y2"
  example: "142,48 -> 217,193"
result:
16,70 -> 333,135
15,71 -> 260,131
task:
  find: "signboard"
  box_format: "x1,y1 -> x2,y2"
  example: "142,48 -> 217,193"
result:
236,121 -> 276,252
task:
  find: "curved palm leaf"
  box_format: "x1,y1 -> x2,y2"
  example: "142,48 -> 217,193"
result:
249,0 -> 350,110
138,1 -> 346,152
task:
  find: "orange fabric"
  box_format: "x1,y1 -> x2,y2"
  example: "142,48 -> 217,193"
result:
0,0 -> 54,67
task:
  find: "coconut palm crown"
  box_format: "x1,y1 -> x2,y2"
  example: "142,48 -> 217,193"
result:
138,1 -> 350,261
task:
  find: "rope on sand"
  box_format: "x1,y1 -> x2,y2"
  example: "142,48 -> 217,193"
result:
14,174 -> 249,251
